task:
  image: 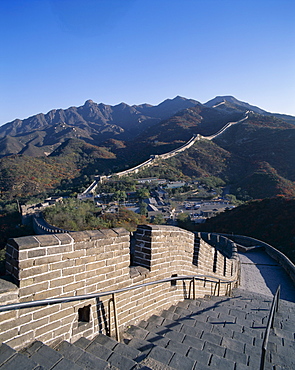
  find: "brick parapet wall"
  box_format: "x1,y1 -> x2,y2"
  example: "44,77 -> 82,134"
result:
0,225 -> 239,350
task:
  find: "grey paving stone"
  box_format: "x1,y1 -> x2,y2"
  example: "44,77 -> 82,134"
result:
211,324 -> 234,338
206,316 -> 226,325
220,336 -> 245,353
190,312 -> 209,322
206,310 -> 220,319
209,353 -> 235,369
162,319 -> 182,332
0,344 -> 16,365
165,340 -> 190,356
182,334 -> 205,350
86,341 -> 113,361
177,317 -> 196,326
274,327 -> 295,341
160,310 -> 177,321
224,347 -> 248,364
233,331 -> 254,345
164,329 -> 185,343
168,352 -> 196,370
235,362 -> 252,370
212,305 -> 230,315
126,338 -> 154,353
223,321 -> 243,333
125,325 -> 149,340
148,346 -> 174,365
145,323 -> 170,336
174,306 -> 192,318
228,308 -> 246,319
145,332 -> 169,348
30,344 -> 63,368
147,315 -> 164,326
244,343 -> 261,357
107,351 -> 137,370
74,337 -> 91,350
138,320 -> 148,329
55,341 -> 85,363
0,352 -> 39,370
75,350 -> 109,370
218,313 -> 236,323
51,357 -> 84,370
179,323 -> 203,338
203,341 -> 226,357
201,331 -> 222,345
20,341 -> 44,357
113,342 -> 140,360
191,319 -> 213,332
246,352 -> 261,368
186,347 -> 211,365
93,334 -> 118,350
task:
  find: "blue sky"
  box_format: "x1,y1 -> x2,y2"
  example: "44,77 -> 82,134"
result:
0,0 -> 294,125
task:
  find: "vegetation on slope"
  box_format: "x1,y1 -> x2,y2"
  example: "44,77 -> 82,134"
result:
43,198 -> 145,232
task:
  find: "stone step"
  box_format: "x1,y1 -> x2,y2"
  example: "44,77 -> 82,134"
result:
20,340 -> 88,370
74,334 -> 140,370
0,343 -> 41,370
0,288 -> 293,369
122,291 -> 292,369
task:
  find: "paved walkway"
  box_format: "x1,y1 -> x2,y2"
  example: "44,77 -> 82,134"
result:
239,249 -> 295,302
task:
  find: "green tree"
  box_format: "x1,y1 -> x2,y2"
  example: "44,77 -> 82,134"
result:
136,188 -> 150,200
139,201 -> 148,216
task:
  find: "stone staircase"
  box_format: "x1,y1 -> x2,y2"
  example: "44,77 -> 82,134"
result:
0,288 -> 294,369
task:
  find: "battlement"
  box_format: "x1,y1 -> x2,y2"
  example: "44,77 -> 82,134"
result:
0,225 -> 238,350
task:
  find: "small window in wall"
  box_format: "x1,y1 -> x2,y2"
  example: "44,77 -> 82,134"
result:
171,274 -> 178,287
78,305 -> 91,324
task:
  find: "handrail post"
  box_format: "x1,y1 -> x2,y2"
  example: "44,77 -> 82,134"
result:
192,277 -> 196,300
108,299 -> 112,337
260,285 -> 280,370
112,293 -> 120,342
218,279 -> 221,296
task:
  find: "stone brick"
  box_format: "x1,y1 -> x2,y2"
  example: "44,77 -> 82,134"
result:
75,255 -> 96,266
19,317 -> 49,335
6,331 -> 34,349
19,281 -> 49,297
8,236 -> 40,250
35,320 -> 61,337
62,265 -> 85,276
28,248 -> 46,258
63,281 -> 85,293
0,327 -> 19,343
49,308 -> 74,323
19,265 -> 49,279
33,287 -> 63,301
35,234 -> 61,246
34,254 -> 62,266
34,271 -> 62,284
32,305 -> 60,320
50,259 -> 75,271
69,231 -> 91,243
50,276 -> 75,288
55,233 -> 74,245
47,245 -> 73,255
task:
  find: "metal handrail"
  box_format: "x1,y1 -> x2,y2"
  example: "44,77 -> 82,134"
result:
260,285 -> 280,370
0,274 -> 237,313
0,273 -> 238,341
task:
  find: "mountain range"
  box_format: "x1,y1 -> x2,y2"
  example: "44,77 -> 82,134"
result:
0,95 -> 295,201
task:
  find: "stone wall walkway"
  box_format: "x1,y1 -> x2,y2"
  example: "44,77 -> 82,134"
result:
239,249 -> 295,302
